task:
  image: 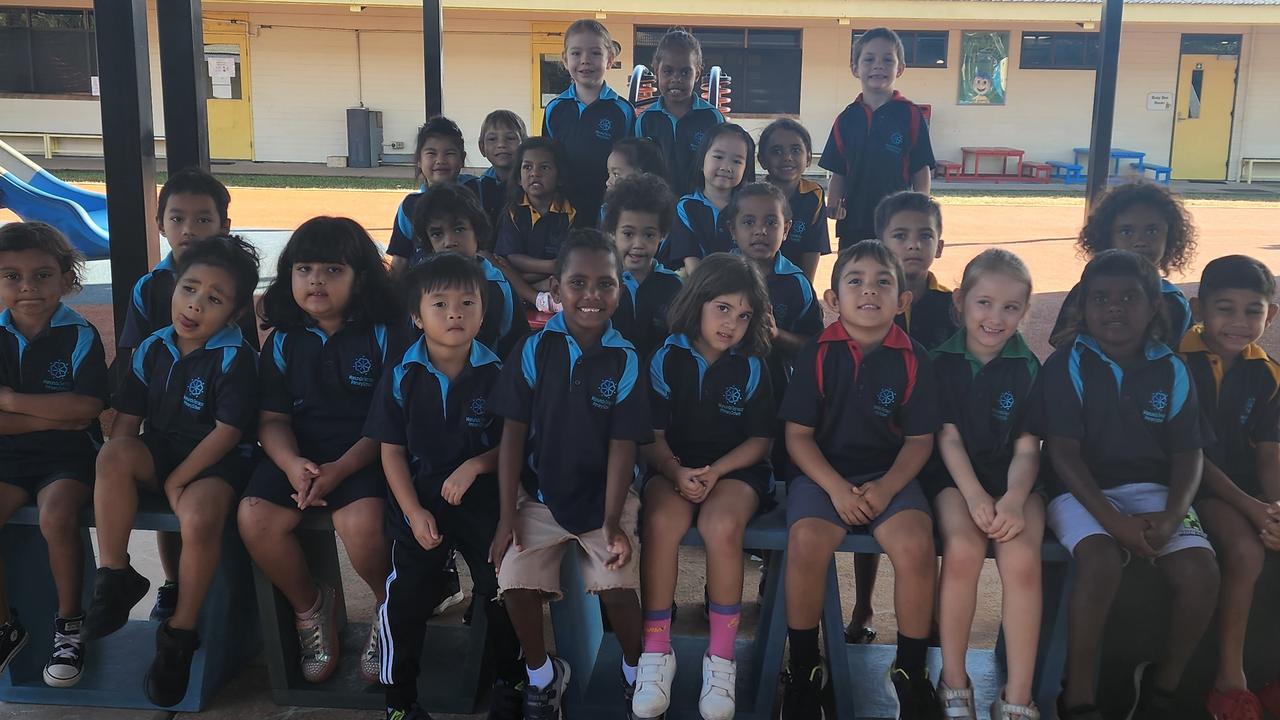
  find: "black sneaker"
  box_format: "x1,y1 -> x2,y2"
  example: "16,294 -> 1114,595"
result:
780,659 -> 831,720
888,665 -> 942,720
0,613 -> 29,676
84,564 -> 150,640
523,656 -> 571,720
488,676 -> 525,720
387,705 -> 435,720
622,669 -> 636,719
1126,661 -> 1174,720
149,581 -> 178,622
145,621 -> 200,707
42,614 -> 85,688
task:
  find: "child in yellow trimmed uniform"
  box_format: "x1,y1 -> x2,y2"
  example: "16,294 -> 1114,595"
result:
759,118 -> 830,282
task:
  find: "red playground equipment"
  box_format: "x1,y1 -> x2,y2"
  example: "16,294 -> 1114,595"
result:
627,64 -> 733,117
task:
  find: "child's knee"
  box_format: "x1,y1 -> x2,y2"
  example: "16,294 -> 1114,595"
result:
38,501 -> 81,538
598,587 -> 639,610
996,547 -> 1041,589
642,504 -> 690,543
1218,532 -> 1265,578
1072,535 -> 1125,582
941,530 -> 987,572
331,502 -> 385,544
178,502 -> 229,540
885,525 -> 936,573
1163,548 -> 1220,598
696,510 -> 747,549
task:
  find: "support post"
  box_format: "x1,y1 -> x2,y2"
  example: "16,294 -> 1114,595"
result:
423,0 -> 444,117
1085,0 -> 1125,214
157,0 -> 210,173
93,0 -> 160,340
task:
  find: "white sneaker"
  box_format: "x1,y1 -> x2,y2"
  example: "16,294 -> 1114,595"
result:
632,651 -> 676,718
699,654 -> 736,720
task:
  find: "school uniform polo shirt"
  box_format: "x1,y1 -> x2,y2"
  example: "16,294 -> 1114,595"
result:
117,252 -> 262,353
661,191 -> 732,270
115,325 -> 258,448
463,168 -> 507,228
931,330 -> 1041,494
260,322 -> 394,453
766,254 -> 823,339
542,82 -> 634,226
780,322 -> 938,478
613,262 -> 683,360
818,91 -> 935,245
1035,334 -> 1205,496
491,313 -> 653,535
781,179 -> 831,268
897,272 -> 959,351
0,304 -> 107,473
634,96 -> 724,197
1179,326 -> 1280,496
476,256 -> 531,359
1049,279 -> 1192,350
364,340 -> 503,533
494,195 -> 578,262
649,334 -> 774,468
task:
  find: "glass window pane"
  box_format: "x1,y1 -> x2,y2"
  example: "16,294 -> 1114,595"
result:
30,9 -> 85,29
1055,34 -> 1087,67
747,29 -> 801,49
0,8 -> 28,27
1021,34 -> 1052,68
693,28 -> 744,48
742,48 -> 800,114
31,29 -> 91,93
0,28 -> 32,92
915,34 -> 947,67
1181,34 -> 1240,55
634,27 -> 666,46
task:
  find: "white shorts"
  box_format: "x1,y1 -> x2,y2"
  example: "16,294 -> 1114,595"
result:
1047,482 -> 1213,558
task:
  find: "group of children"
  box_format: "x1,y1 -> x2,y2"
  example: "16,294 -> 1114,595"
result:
0,18 -> 1277,720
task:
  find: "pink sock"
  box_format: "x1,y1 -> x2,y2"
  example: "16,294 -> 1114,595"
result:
707,602 -> 741,660
643,608 -> 672,654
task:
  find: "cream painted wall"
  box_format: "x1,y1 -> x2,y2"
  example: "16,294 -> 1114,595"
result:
1236,27 -> 1280,178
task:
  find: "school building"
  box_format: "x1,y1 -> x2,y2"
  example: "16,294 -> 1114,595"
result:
1,0 -> 1278,182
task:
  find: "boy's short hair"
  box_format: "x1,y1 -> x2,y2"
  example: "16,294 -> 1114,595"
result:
721,181 -> 792,229
602,173 -> 675,236
874,190 -> 943,238
0,221 -> 85,292
157,166 -> 230,223
174,234 -> 261,314
400,252 -> 487,317
553,228 -> 618,279
1076,248 -> 1169,344
479,109 -> 528,145
564,18 -> 614,50
830,240 -> 906,298
1198,254 -> 1277,302
610,137 -> 668,179
852,27 -> 905,66
412,183 -> 494,253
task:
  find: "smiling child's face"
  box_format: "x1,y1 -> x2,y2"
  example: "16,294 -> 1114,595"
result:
824,255 -> 910,335
853,37 -> 903,93
551,247 -> 619,337
612,210 -> 663,274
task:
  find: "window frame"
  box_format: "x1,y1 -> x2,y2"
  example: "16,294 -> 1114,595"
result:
0,6 -> 97,97
851,29 -> 949,69
1018,30 -> 1101,70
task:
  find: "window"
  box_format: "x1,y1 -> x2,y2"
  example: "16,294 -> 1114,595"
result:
634,26 -> 802,115
852,30 -> 948,68
1020,32 -> 1100,69
1181,34 -> 1241,55
0,7 -> 96,95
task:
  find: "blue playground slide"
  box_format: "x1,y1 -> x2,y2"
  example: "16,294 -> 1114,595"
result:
0,139 -> 110,260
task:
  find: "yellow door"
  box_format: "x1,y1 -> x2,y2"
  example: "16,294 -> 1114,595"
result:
1170,53 -> 1238,180
203,15 -> 253,160
531,24 -> 570,134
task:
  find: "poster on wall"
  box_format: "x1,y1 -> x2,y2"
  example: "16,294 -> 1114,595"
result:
958,31 -> 1009,105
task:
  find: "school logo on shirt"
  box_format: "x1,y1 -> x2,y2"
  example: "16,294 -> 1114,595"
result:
184,377 -> 206,412
772,302 -> 789,326
1143,390 -> 1170,423
690,130 -> 706,152
994,390 -> 1016,422
348,355 -> 375,388
790,221 -> 806,242
466,397 -> 488,429
592,377 -> 618,410
885,131 -> 905,156
874,387 -> 898,418
43,359 -> 72,391
595,118 -> 614,140
1240,396 -> 1257,426
719,385 -> 744,417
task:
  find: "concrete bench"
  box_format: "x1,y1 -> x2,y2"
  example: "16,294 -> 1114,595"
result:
1132,161 -> 1171,184
1047,161 -> 1086,185
0,494 -> 259,711
1022,161 -> 1053,184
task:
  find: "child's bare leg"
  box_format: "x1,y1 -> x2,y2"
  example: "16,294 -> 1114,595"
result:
157,531 -> 182,582
935,488 -> 986,689
850,553 -> 879,629
697,480 -> 757,607
37,478 -> 91,617
0,483 -> 32,624
504,589 -> 548,668
168,476 -> 235,631
785,518 -> 846,629
331,497 -> 390,604
992,494 -> 1044,706
600,588 -> 643,665
1152,546 -> 1219,693
1063,534 -> 1124,708
639,480 -> 695,614
1198,498 -> 1263,691
93,438 -> 154,569
873,509 -> 936,638
236,497 -> 313,611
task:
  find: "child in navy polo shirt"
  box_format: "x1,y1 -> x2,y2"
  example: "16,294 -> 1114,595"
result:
602,172 -> 682,359
236,217 -> 402,686
634,28 -> 724,198
490,230 -> 652,719
413,183 -> 532,358
542,19 -> 634,226
632,254 -> 774,720
1037,250 -> 1218,720
930,250 -> 1044,720
0,223 -> 108,689
387,116 -> 476,275
780,241 -> 941,719
664,123 -> 756,274
87,235 -> 261,708
878,191 -> 956,351
1179,256 -> 1280,719
759,118 -> 830,282
601,137 -> 667,228
496,137 -> 579,305
472,110 -> 529,227
820,27 -> 935,249
364,254 -> 524,720
1049,182 -> 1198,349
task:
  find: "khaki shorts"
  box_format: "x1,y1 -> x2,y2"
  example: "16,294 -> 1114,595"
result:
497,486 -> 640,600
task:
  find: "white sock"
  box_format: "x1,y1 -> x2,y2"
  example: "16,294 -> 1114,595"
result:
527,657 -> 554,690
622,658 -> 638,685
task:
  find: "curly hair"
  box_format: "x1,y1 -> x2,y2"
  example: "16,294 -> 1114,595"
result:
0,221 -> 85,293
175,234 -> 261,315
666,252 -> 772,357
1078,181 -> 1197,276
412,182 -> 493,255
602,173 -> 676,236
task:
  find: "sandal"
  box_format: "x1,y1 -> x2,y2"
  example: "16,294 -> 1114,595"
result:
843,622 -> 876,644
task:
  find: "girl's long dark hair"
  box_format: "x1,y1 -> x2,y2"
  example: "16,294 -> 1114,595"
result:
666,252 -> 772,357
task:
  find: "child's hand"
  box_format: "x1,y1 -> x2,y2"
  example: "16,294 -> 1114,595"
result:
603,523 -> 632,570
1261,507 -> 1280,552
0,386 -> 14,412
295,462 -> 345,509
1245,499 -> 1274,534
691,466 -> 721,495
407,506 -> 442,551
963,490 -> 997,535
490,521 -> 519,573
441,464 -> 479,506
1139,510 -> 1181,551
990,494 -> 1026,543
1110,514 -> 1157,558
674,466 -> 710,504
286,456 -> 321,495
859,480 -> 890,520
832,484 -> 871,527
763,307 -> 779,339
826,197 -> 846,221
